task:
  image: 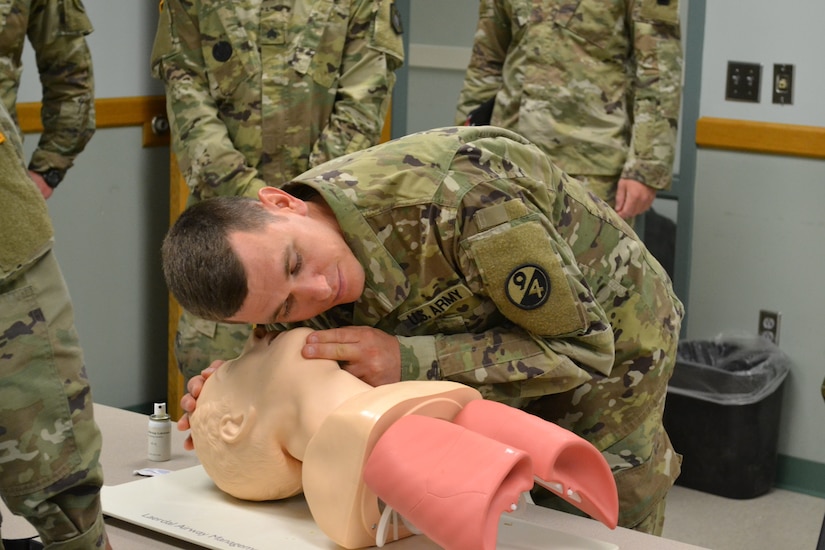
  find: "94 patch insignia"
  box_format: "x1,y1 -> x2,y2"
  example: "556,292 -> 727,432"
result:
506,264 -> 550,310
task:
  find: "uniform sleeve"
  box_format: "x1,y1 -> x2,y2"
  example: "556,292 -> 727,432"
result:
150,0 -> 265,200
622,0 -> 683,190
308,0 -> 404,167
399,321 -> 612,408
454,0 -> 509,125
25,0 -> 95,175
399,183 -> 616,408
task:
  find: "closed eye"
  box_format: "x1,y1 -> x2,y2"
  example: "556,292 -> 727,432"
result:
281,253 -> 302,320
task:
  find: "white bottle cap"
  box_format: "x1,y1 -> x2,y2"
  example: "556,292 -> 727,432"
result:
154,402 -> 167,416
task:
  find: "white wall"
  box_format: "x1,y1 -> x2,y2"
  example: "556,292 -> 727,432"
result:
689,150 -> 825,462
699,2 -> 825,125
18,2 -> 169,410
690,0 -> 825,466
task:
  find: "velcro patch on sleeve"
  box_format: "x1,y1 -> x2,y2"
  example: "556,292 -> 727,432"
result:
469,221 -> 587,337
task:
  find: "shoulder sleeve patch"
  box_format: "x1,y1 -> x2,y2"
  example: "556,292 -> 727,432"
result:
468,221 -> 587,336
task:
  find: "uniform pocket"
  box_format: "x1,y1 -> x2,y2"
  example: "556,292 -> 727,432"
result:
198,4 -> 260,98
59,0 -> 94,36
0,285 -> 79,495
550,0 -> 624,50
290,0 -> 343,88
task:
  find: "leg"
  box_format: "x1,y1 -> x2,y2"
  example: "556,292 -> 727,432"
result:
0,251 -> 107,548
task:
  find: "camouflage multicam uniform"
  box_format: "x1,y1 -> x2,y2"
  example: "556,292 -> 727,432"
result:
272,126 -> 684,533
151,0 -> 405,382
0,103 -> 106,546
0,0 -> 95,179
455,0 -> 682,205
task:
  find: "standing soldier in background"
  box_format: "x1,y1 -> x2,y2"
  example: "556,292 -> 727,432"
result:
0,4 -> 109,546
151,0 -> 405,384
0,0 -> 96,199
456,0 -> 682,225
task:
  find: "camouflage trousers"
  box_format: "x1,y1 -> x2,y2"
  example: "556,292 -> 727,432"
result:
175,309 -> 252,385
0,250 -> 107,549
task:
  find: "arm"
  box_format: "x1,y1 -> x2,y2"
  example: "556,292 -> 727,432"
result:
25,0 -> 95,185
401,195 -> 615,407
621,0 -> 683,192
151,0 -> 265,201
309,0 -> 404,166
454,0 -> 509,125
399,314 -> 613,408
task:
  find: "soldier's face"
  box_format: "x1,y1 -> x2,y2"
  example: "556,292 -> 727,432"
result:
226,189 -> 365,325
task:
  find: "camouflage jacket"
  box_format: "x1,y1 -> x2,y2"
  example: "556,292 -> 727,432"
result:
0,98 -> 52,282
0,0 -> 95,176
151,0 -> 405,204
455,0 -> 682,190
274,126 -> 683,447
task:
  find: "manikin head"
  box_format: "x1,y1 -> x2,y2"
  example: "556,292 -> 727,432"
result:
189,327 -> 371,501
161,187 -> 365,325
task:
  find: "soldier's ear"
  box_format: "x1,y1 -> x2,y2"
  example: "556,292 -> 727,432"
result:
259,187 -> 307,215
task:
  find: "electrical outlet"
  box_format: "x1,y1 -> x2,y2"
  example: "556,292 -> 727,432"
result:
758,310 -> 781,345
725,61 -> 761,102
772,64 -> 794,105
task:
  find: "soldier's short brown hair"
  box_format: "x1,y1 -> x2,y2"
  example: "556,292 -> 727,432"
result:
162,197 -> 279,321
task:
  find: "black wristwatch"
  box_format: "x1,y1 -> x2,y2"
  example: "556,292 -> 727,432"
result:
37,168 -> 65,189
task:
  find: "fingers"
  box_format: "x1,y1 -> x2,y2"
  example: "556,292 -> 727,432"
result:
303,327 -> 360,362
177,413 -> 195,451
178,362 -> 221,452
615,179 -> 655,219
177,413 -> 190,431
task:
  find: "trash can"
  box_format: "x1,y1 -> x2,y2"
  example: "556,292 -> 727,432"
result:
663,334 -> 791,499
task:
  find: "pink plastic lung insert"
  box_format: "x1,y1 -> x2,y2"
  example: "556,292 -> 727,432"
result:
363,414 -> 534,550
453,399 -> 619,529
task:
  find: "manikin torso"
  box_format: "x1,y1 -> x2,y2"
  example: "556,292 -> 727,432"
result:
191,328 -> 619,550
190,327 -> 482,547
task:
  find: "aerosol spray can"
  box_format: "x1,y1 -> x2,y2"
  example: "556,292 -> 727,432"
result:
148,402 -> 171,462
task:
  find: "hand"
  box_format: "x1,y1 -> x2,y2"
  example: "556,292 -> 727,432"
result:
177,360 -> 221,450
28,170 -> 54,200
614,178 -> 655,220
303,326 -> 401,387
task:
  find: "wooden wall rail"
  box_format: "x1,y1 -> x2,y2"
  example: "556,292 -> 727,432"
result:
696,117 -> 825,160
17,96 -> 169,148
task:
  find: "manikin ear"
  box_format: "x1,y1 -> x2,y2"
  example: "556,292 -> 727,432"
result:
219,407 -> 256,444
258,187 -> 308,215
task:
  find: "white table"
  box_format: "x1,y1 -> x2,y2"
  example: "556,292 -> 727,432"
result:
1,404 -> 708,549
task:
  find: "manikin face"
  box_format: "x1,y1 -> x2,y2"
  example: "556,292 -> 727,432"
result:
206,329 -> 287,395
226,188 -> 366,325
191,328 -> 317,500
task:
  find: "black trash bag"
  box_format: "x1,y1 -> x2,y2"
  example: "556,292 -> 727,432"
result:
669,333 -> 791,406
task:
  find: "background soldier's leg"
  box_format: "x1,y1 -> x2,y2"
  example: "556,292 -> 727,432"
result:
0,251 -> 107,548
